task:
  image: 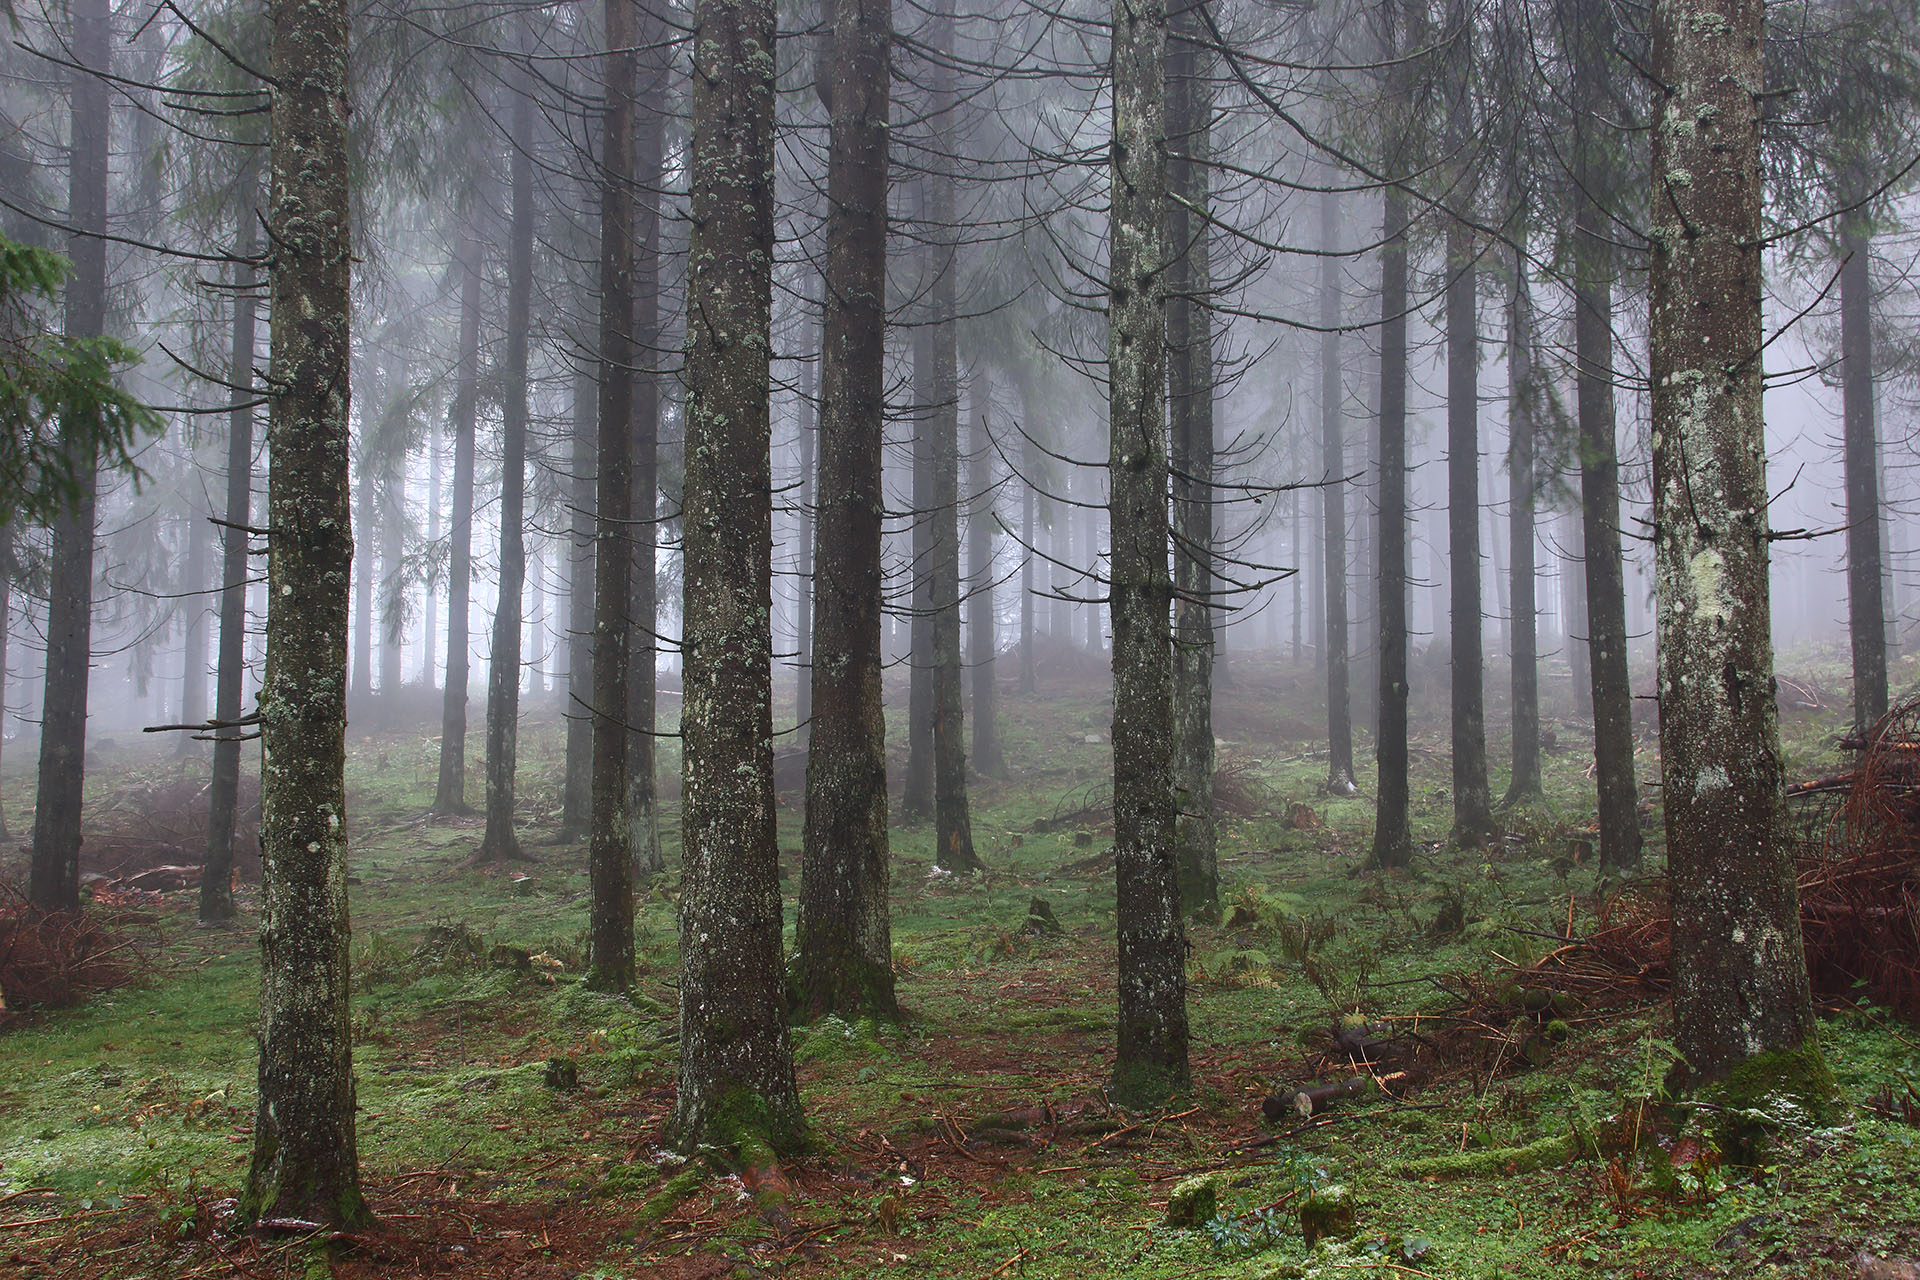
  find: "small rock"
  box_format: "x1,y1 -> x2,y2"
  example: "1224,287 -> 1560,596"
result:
1021,897 -> 1065,937
1165,1172 -> 1226,1228
1299,1184 -> 1357,1247
543,1056 -> 579,1091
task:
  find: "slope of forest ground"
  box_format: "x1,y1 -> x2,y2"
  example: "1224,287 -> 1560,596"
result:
4,644 -> 1920,1278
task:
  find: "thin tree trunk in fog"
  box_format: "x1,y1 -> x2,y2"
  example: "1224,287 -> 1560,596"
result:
477,69 -> 536,864
1051,487 -> 1070,641
1319,185 -> 1355,795
1368,179 -> 1413,872
1109,0 -> 1190,1107
352,447 -> 372,699
928,85 -> 979,872
627,85 -> 665,876
0,526 -> 12,842
1842,214 -> 1886,731
668,0 -> 803,1151
903,289 -> 936,822
1503,239 -> 1542,805
1085,499 -> 1103,651
970,406 -> 1003,777
587,0 -> 637,992
796,0 -> 896,1017
1571,7 -> 1639,869
1446,217 -> 1492,846
794,303 -> 817,741
426,417 -> 440,685
28,0 -> 108,916
1168,0 -> 1217,922
1650,0 -> 1829,1104
432,232 -> 480,816
203,193 -> 259,925
1563,510 -> 1590,715
1019,435 -> 1036,693
243,0 -> 365,1219
561,368 -> 594,840
180,505 -> 212,738
378,424 -> 405,697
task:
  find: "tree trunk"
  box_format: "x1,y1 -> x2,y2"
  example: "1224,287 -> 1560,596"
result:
1446,219 -> 1492,846
28,0 -> 108,916
1842,216 -> 1886,732
1571,7 -> 1640,869
1368,178 -> 1413,871
432,231 -> 481,816
560,366 -> 595,841
1109,0 -> 1190,1107
794,299 -> 817,741
1019,434 -> 1036,694
425,411 -> 440,687
378,418 -> 405,698
627,79 -> 665,877
0,525 -> 11,842
1503,237 -> 1542,805
203,189 -> 259,925
180,503 -> 212,740
351,443 -> 373,701
477,64 -> 536,864
795,0 -> 897,1018
1168,0 -> 1217,922
668,0 -> 804,1153
587,0 -> 637,992
243,0 -> 366,1220
1318,184 -> 1356,795
970,406 -> 1004,778
1649,0 -> 1830,1108
902,287 -> 936,822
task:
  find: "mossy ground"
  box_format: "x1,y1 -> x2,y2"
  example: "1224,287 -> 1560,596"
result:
3,641 -> 1919,1276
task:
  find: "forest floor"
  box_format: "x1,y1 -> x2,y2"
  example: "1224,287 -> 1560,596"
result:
4,641 -> 1920,1278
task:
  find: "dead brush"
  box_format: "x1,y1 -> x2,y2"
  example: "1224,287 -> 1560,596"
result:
0,880 -> 155,1026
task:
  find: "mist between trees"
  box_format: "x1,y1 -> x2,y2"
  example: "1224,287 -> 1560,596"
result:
0,0 -> 1916,1252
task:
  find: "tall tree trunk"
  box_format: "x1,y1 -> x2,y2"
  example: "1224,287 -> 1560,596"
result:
1446,220 -> 1492,846
794,300 -> 817,741
351,444 -> 373,701
1649,0 -> 1830,1109
1019,434 -> 1036,694
0,525 -> 12,842
1841,215 -> 1886,731
477,66 -> 536,863
203,189 -> 260,925
796,0 -> 897,1016
432,230 -> 481,816
667,0 -> 803,1152
902,289 -> 936,822
627,77 -> 665,877
1368,179 -> 1413,871
1318,184 -> 1356,795
180,505 -> 212,740
969,405 -> 1003,777
1109,0 -> 1189,1107
1571,4 -> 1640,869
586,0 -> 637,991
561,366 -> 595,840
243,0 -> 366,1220
1085,498 -> 1103,651
28,0 -> 108,916
378,424 -> 405,697
1503,237 -> 1542,804
1168,0 -> 1217,921
425,415 -> 440,686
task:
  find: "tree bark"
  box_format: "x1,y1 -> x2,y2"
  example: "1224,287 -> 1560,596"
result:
1019,433 -> 1036,694
1841,216 -> 1886,732
242,0 -> 366,1219
1650,0 -> 1829,1107
560,366 -> 595,841
794,300 -> 818,741
203,187 -> 259,924
1572,4 -> 1640,869
667,0 -> 804,1153
627,72 -> 665,877
28,0 -> 108,916
1446,220 -> 1492,846
1368,179 -> 1413,871
477,63 -> 536,864
351,444 -> 373,701
1502,237 -> 1543,805
969,405 -> 1003,778
902,290 -> 936,823
1168,0 -> 1217,922
1318,185 -> 1355,795
432,231 -> 481,816
587,0 -> 638,992
795,0 -> 897,1019
180,503 -> 212,739
1109,0 -> 1190,1107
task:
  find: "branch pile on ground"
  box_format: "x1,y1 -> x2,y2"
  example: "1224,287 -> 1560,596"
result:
0,881 -> 155,1026
1521,696 -> 1920,1018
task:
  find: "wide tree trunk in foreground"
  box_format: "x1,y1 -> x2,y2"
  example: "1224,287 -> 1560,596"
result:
627,79 -> 666,877
1109,0 -> 1190,1108
667,0 -> 804,1153
203,194 -> 260,924
1318,185 -> 1356,797
587,0 -> 637,993
477,69 -> 536,863
1168,0 -> 1217,922
1502,238 -> 1543,805
1368,181 -> 1413,871
1649,0 -> 1831,1110
243,0 -> 366,1222
1841,215 -> 1886,732
796,0 -> 897,1020
1571,6 -> 1640,869
432,232 -> 481,816
1446,220 -> 1492,847
28,0 -> 108,916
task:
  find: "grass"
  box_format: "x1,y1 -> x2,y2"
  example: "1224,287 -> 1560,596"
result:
2,641 -> 1918,1277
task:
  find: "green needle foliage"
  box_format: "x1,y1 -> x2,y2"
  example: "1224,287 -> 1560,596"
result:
0,234 -> 161,525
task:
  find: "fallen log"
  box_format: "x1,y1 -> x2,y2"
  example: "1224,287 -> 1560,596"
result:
1263,1076 -> 1372,1122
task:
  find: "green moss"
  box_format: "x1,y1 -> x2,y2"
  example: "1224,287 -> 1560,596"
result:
1708,1038 -> 1842,1129
1395,1131 -> 1576,1180
1165,1171 -> 1225,1227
